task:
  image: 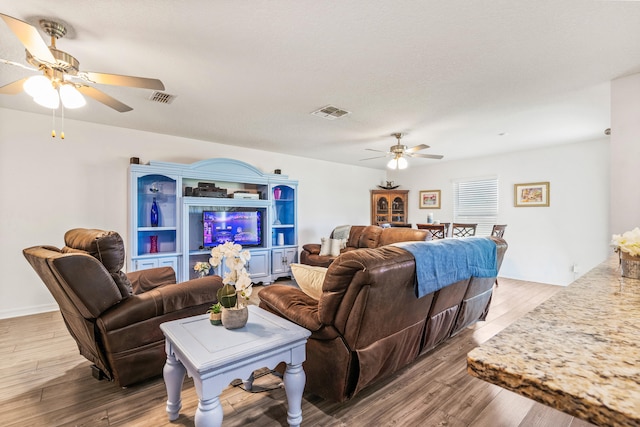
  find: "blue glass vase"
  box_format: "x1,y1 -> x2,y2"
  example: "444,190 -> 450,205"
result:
150,198 -> 159,227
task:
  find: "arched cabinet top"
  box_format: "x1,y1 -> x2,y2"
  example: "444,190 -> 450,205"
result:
135,158 -> 297,185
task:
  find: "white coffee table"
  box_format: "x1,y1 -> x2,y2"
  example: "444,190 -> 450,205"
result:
160,305 -> 311,427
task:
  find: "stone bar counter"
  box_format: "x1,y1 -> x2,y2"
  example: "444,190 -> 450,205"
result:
467,255 -> 640,426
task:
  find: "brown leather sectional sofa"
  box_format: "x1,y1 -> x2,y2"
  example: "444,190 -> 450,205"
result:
259,235 -> 507,402
300,225 -> 430,267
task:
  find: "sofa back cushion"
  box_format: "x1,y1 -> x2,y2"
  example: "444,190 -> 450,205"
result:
357,225 -> 383,248
318,246 -> 433,347
342,225 -> 367,248
378,228 -> 428,246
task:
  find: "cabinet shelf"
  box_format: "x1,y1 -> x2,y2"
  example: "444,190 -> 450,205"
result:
133,252 -> 180,259
138,226 -> 177,232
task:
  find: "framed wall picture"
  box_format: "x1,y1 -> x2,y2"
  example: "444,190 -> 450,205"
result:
419,190 -> 441,209
514,182 -> 550,207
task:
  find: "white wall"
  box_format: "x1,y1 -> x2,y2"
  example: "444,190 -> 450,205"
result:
0,108 -> 384,319
610,73 -> 640,235
389,139 -> 611,285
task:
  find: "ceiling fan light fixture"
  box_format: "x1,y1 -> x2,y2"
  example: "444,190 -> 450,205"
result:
23,75 -> 52,98
387,155 -> 408,170
59,84 -> 86,108
397,156 -> 408,169
33,91 -> 60,109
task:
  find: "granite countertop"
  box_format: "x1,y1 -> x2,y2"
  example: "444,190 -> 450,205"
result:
467,255 -> 640,427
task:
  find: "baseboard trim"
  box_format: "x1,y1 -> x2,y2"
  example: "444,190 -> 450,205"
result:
0,303 -> 59,320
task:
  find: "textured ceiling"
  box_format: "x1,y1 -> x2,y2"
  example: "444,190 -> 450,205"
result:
1,1 -> 639,169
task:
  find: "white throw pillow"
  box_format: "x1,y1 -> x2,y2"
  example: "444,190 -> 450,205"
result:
319,237 -> 345,257
290,263 -> 327,300
329,238 -> 342,256
319,237 -> 331,256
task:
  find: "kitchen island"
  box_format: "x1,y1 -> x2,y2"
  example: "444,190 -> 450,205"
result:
467,256 -> 640,426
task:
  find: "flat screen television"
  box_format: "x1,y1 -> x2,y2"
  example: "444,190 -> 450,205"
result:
203,210 -> 262,247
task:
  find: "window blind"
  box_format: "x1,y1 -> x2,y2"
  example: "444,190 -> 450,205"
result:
453,177 -> 498,236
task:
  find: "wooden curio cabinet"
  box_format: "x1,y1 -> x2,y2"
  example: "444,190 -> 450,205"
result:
371,190 -> 409,226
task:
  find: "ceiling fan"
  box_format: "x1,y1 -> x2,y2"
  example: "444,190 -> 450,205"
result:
0,13 -> 165,112
361,133 -> 444,169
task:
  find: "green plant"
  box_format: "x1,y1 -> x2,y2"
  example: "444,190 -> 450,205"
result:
207,302 -> 222,314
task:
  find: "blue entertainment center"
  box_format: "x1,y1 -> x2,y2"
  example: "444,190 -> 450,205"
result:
128,158 -> 298,283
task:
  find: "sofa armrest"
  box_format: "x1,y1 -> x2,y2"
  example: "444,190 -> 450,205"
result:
258,285 -> 323,332
302,243 -> 321,255
127,266 -> 176,294
98,275 -> 222,331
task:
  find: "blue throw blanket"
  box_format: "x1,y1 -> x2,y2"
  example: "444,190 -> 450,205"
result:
392,237 -> 497,298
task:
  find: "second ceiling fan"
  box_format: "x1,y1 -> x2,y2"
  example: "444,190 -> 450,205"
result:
361,133 -> 444,169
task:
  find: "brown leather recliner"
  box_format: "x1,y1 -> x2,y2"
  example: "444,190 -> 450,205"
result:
23,228 -> 222,387
300,225 -> 430,267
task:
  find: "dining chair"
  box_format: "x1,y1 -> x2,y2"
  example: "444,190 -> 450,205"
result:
416,223 -> 447,240
491,224 -> 507,238
490,224 -> 507,287
452,223 -> 477,237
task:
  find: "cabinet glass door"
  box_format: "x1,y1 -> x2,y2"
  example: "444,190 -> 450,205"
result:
391,196 -> 405,223
375,195 -> 390,224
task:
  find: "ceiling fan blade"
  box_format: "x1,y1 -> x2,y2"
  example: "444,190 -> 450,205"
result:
405,144 -> 430,153
410,153 -> 444,160
1,57 -> 38,72
0,77 -> 28,95
360,155 -> 388,161
80,71 -> 165,90
365,148 -> 390,154
76,85 -> 133,112
0,14 -> 56,64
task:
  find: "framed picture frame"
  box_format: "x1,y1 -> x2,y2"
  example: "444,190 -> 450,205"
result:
514,182 -> 550,207
419,190 -> 441,209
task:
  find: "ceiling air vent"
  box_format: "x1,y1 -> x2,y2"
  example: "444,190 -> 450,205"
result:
149,91 -> 176,104
311,105 -> 351,120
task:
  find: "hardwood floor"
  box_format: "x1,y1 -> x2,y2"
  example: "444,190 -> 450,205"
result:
0,278 -> 597,427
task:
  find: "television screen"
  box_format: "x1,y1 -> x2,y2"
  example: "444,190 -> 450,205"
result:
203,210 -> 262,247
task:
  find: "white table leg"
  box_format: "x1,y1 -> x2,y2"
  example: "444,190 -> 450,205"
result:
195,396 -> 223,427
283,363 -> 306,427
163,352 -> 186,421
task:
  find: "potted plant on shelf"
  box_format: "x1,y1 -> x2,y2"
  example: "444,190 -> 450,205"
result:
207,302 -> 222,325
611,227 -> 640,279
209,242 -> 253,329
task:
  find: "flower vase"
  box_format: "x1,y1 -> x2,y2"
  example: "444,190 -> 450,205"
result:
221,306 -> 249,329
150,197 -> 159,227
198,271 -> 207,278
150,235 -> 158,253
620,251 -> 640,279
273,187 -> 282,200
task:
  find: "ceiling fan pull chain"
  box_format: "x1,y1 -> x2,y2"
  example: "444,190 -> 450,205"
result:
61,103 -> 65,139
51,107 -> 56,138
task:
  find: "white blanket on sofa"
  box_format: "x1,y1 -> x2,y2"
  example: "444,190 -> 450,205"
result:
332,225 -> 352,240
